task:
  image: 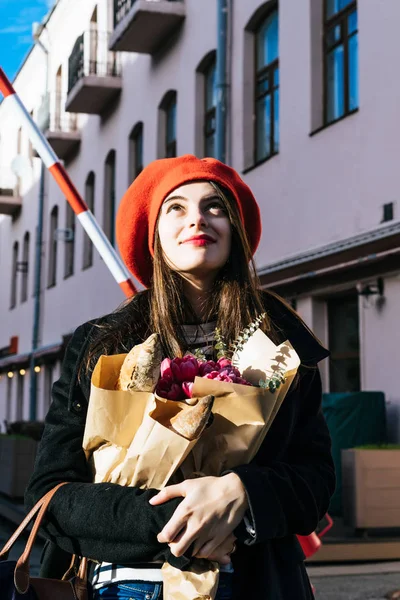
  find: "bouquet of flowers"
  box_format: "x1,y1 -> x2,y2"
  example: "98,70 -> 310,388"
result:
83,316 -> 300,599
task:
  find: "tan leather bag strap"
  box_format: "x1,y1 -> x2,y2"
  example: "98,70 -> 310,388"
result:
0,482 -> 68,560
0,482 -> 88,596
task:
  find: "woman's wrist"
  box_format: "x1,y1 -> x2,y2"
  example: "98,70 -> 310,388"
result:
221,472 -> 249,512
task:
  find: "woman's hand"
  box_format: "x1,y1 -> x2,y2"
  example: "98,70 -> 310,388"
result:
193,532 -> 237,565
149,473 -> 248,558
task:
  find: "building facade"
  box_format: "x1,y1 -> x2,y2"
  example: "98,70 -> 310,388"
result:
0,0 -> 399,440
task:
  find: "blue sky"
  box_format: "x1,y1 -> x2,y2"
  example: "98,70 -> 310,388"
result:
0,0 -> 56,81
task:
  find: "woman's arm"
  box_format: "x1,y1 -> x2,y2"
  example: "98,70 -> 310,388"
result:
151,366 -> 335,556
24,322 -> 189,568
230,366 -> 336,544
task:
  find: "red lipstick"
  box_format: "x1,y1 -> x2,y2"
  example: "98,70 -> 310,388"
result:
182,234 -> 216,246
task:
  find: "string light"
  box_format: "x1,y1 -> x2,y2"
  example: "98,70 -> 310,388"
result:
19,369 -> 26,376
7,372 -> 14,378
34,366 -> 41,373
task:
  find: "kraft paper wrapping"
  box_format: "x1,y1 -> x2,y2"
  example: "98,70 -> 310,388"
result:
83,356 -> 198,488
82,332 -> 300,600
162,335 -> 300,599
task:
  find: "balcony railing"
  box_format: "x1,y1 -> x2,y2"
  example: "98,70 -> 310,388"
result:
0,168 -> 22,218
110,0 -> 185,54
66,31 -> 122,114
36,94 -> 81,160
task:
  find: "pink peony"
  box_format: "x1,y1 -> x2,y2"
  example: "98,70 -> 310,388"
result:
156,377 -> 184,400
182,381 -> 194,398
179,356 -> 199,382
160,358 -> 173,381
198,360 -> 219,377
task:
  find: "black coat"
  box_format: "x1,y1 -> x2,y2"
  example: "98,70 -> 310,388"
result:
24,293 -> 335,599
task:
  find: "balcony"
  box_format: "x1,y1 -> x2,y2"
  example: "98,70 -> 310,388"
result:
66,31 -> 122,115
36,94 -> 81,161
110,0 -> 185,55
0,169 -> 22,218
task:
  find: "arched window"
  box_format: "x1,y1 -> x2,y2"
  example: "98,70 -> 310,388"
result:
104,150 -> 116,246
196,51 -> 217,158
48,205 -> 58,288
10,241 -> 19,309
64,202 -> 75,278
255,7 -> 279,162
158,91 -> 177,158
128,122 -> 144,183
21,231 -> 30,303
83,171 -> 95,269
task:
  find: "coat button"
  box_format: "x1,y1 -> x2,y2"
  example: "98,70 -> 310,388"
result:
72,401 -> 82,412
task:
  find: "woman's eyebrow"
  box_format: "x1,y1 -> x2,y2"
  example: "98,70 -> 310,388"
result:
163,195 -> 188,204
163,193 -> 220,204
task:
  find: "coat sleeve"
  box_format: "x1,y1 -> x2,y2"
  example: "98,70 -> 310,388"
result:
24,322 -> 190,568
230,366 -> 336,544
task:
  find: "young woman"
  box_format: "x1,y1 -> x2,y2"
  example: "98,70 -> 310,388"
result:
25,155 -> 335,600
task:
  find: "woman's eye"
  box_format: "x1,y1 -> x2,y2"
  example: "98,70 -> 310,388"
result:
207,202 -> 225,213
168,203 -> 184,213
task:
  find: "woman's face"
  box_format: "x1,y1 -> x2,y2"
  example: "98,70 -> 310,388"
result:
157,181 -> 232,281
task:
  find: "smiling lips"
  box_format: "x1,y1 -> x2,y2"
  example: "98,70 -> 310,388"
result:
182,234 -> 216,246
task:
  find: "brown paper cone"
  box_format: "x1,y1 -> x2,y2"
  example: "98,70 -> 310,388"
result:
161,559 -> 220,600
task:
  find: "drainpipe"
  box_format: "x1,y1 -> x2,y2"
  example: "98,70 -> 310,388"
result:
216,0 -> 229,164
29,26 -> 49,421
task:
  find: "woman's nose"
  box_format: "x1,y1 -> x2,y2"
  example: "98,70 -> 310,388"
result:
188,208 -> 207,228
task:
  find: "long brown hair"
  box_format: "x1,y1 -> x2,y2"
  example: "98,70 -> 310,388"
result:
80,181 -> 285,380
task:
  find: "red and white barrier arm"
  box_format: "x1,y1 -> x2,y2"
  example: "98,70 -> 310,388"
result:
0,68 -> 137,298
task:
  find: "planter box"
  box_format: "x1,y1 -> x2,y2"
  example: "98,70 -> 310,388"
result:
0,436 -> 38,498
342,448 -> 400,529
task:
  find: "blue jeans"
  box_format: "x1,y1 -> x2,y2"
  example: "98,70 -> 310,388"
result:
93,572 -> 233,599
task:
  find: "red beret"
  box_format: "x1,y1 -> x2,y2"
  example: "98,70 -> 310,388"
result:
116,154 -> 261,288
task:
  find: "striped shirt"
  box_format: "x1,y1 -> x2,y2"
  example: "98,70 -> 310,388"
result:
93,321 -> 237,589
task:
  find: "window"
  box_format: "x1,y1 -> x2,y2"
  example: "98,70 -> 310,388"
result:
64,202 -> 75,278
328,294 -> 360,392
104,150 -> 116,247
324,0 -> 358,124
83,172 -> 95,269
48,205 -> 58,288
10,241 -> 18,309
128,123 -> 144,183
21,232 -> 30,303
204,58 -> 217,157
158,91 -> 177,158
255,7 -> 279,163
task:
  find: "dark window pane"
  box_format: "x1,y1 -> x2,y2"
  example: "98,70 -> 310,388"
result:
256,94 -> 271,161
205,62 -> 217,111
326,44 -> 345,122
256,76 -> 269,96
328,295 -> 360,392
273,88 -> 279,153
348,32 -> 359,111
166,100 -> 176,144
329,297 -> 360,353
326,24 -> 342,49
347,9 -> 358,34
326,0 -> 354,19
256,9 -> 278,69
329,358 -> 360,392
